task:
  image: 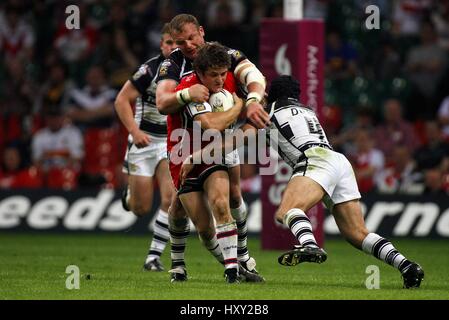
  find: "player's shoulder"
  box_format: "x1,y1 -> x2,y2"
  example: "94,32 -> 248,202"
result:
146,53 -> 164,69
179,72 -> 199,87
225,46 -> 244,59
167,48 -> 185,64
175,72 -> 198,91
132,55 -> 162,80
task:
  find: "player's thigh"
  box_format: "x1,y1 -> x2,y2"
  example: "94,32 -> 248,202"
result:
178,191 -> 212,232
204,170 -> 230,208
128,174 -> 154,210
228,165 -> 242,208
332,199 -> 369,247
155,159 -> 175,210
277,176 -> 325,217
204,170 -> 232,223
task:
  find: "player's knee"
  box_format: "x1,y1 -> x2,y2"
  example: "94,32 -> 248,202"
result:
210,196 -> 230,219
131,203 -> 151,217
129,198 -> 151,217
168,202 -> 185,220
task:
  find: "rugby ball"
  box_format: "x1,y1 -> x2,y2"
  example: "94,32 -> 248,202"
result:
209,89 -> 234,112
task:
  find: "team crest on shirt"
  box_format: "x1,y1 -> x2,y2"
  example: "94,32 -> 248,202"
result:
133,65 -> 148,80
158,61 -> 171,76
227,49 -> 241,59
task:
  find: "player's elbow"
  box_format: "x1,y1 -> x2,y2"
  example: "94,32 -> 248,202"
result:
156,97 -> 171,115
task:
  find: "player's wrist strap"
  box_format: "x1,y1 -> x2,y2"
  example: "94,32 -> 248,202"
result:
245,92 -> 262,107
176,88 -> 191,105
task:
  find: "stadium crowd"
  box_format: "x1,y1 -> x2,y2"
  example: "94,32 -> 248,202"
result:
0,0 -> 448,195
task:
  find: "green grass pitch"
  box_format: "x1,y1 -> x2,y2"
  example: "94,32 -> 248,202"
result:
1,233 -> 448,300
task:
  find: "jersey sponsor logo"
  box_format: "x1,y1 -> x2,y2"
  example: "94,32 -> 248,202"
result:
195,103 -> 206,112
133,65 -> 148,80
158,61 -> 171,77
159,65 -> 168,77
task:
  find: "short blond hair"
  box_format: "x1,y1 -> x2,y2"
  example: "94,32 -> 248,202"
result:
169,14 -> 200,34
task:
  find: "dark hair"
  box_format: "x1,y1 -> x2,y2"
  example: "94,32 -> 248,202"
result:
267,75 -> 301,103
193,42 -> 231,74
169,14 -> 200,34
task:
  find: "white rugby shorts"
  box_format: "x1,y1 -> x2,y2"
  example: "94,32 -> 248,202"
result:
122,137 -> 167,177
291,146 -> 361,206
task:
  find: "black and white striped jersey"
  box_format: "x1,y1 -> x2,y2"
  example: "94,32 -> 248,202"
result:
266,98 -> 332,168
130,54 -> 167,138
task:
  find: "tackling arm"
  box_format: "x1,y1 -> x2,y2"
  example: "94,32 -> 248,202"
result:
156,79 -> 210,115
114,80 -> 150,148
234,59 -> 270,128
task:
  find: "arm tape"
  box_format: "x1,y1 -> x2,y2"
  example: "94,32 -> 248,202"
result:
234,62 -> 266,89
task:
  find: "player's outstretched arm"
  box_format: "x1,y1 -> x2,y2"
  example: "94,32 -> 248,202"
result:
115,80 -> 150,148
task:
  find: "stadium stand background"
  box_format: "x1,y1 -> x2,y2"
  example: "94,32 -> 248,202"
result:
1,0 -> 448,196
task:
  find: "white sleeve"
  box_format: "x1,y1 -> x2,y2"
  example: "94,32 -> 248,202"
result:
438,97 -> 449,117
185,101 -> 213,119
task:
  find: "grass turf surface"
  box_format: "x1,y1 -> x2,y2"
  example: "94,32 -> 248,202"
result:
0,233 -> 448,300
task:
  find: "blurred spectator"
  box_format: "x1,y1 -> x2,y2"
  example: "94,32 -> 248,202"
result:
414,120 -> 449,170
206,0 -> 246,28
53,4 -> 98,64
348,127 -> 385,193
145,0 -> 177,58
246,0 -> 269,25
374,99 -> 418,164
405,21 -> 448,117
0,145 -> 43,189
331,107 -> 376,153
66,66 -> 117,129
92,26 -> 138,89
376,145 -> 424,194
206,1 -> 247,52
422,167 -> 448,195
35,63 -> 75,114
392,0 -> 433,36
0,3 -> 35,62
52,3 -> 98,83
0,56 -> 36,115
437,95 -> 449,141
31,106 -> 84,172
325,30 -> 358,80
373,36 -> 402,80
430,0 -> 449,50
